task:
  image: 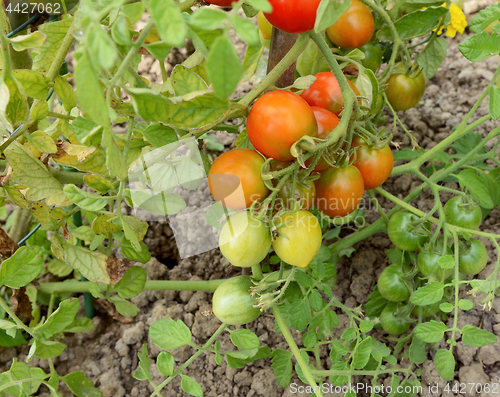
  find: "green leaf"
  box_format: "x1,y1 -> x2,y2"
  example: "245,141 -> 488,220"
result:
490,87 -> 500,120
459,32 -> 500,62
378,7 -> 448,41
113,266 -> 147,299
63,184 -> 109,211
0,319 -> 17,330
458,299 -> 474,310
315,0 -> 352,32
54,76 -> 77,112
157,351 -> 174,377
224,348 -> 258,359
341,327 -> 356,341
27,130 -> 57,153
87,22 -> 118,70
84,174 -> 115,194
469,3 -> 500,33
121,240 -> 151,264
414,320 -> 448,343
409,282 -> 444,306
302,329 -> 317,348
230,329 -> 260,350
308,289 -> 323,312
461,324 -> 498,347
294,269 -> 314,289
74,47 -> 111,132
8,360 -> 45,396
189,8 -> 227,30
109,295 -> 140,317
122,2 -> 145,24
409,336 -> 426,364
360,320 -> 374,333
142,123 -> 178,147
171,64 -> 209,96
364,285 -> 388,318
133,344 -> 152,381
241,44 -> 264,82
370,339 -> 391,361
245,0 -> 272,12
207,35 -> 242,99
480,168 -> 500,207
128,87 -> 176,122
271,349 -> 293,388
233,15 -> 259,45
437,255 -> 455,269
456,169 -> 495,209
149,0 -> 186,47
290,299 -> 311,331
34,298 -> 79,340
30,100 -> 48,121
8,31 -> 46,52
112,15 -> 133,45
2,72 -> 27,127
434,349 -> 455,381
0,246 -> 43,289
33,18 -> 73,75
64,317 -> 94,333
33,340 -> 66,359
0,328 -> 27,347
416,36 -> 448,80
62,371 -> 102,397
352,337 -> 372,369
439,302 -> 454,313
11,70 -> 50,100
106,137 -> 127,180
181,375 -> 203,397
149,318 -> 192,350
62,239 -> 110,284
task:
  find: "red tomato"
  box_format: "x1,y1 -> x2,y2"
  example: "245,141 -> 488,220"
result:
205,0 -> 234,6
300,72 -> 361,116
326,0 -> 374,49
247,91 -> 318,161
314,165 -> 364,218
305,107 -> 340,171
208,149 -> 269,210
352,136 -> 394,190
264,0 -> 322,34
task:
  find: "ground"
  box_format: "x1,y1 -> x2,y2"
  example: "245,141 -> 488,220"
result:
2,5 -> 500,397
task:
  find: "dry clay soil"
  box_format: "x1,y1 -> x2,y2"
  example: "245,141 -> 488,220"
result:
2,12 -> 500,397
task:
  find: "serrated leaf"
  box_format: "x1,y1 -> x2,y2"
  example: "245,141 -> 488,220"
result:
84,174 -> 115,194
63,184 -> 109,211
352,337 -> 372,369
410,282 -> 444,306
189,8 -> 227,30
290,299 -> 311,331
309,289 -> 323,312
469,3 -> 500,33
2,72 -> 27,126
456,169 -> 495,209
409,336 -> 427,364
54,76 -> 77,112
459,32 -> 500,62
461,324 -> 497,347
437,255 -> 454,269
106,137 -> 127,180
414,320 -> 448,343
121,240 -> 151,263
33,18 -> 73,74
416,36 -> 448,80
233,15 -> 259,45
149,318 -> 192,350
92,215 -> 122,235
33,340 -> 66,359
113,266 -> 147,299
133,344 -> 152,381
271,349 -> 293,388
0,246 -> 43,289
11,70 -> 50,100
62,371 -> 102,397
34,298 -> 79,340
87,22 -> 118,70
434,349 -> 454,380
230,329 -> 260,350
62,239 -> 110,284
207,35 -> 242,99
27,130 -> 57,153
149,0 -> 186,47
142,123 -> 178,147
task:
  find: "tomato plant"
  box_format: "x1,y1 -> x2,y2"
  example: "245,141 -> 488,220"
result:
277,179 -> 316,210
457,238 -> 488,276
247,90 -> 318,161
301,72 -> 361,115
385,65 -> 426,111
377,264 -> 411,302
326,0 -> 375,49
305,106 -> 340,171
219,211 -> 272,268
314,165 -> 364,218
264,0 -> 322,34
272,210 -> 322,267
380,302 -> 411,334
208,149 -> 269,210
388,211 -> 430,251
417,249 -> 453,281
444,196 -> 482,230
352,135 -> 394,190
212,276 -> 261,325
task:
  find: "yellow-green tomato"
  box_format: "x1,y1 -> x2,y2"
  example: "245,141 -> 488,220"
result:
272,210 -> 322,268
219,211 -> 272,268
212,276 -> 261,325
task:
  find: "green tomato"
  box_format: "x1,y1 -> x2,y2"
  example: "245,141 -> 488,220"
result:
360,43 -> 383,74
458,239 -> 488,276
219,211 -> 271,268
444,196 -> 482,230
385,64 -> 426,111
387,211 -> 430,252
380,302 -> 411,335
377,264 -> 411,302
212,276 -> 261,325
417,246 -> 453,282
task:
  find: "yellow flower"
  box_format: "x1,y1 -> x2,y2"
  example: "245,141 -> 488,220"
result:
445,3 -> 468,37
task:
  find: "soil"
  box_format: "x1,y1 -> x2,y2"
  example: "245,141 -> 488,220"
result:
2,5 -> 500,397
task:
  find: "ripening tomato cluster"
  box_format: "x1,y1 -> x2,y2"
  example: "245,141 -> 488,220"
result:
377,200 -> 486,334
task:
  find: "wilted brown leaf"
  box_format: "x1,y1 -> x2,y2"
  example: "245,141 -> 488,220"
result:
107,256 -> 134,285
0,227 -> 18,258
10,287 -> 32,319
95,298 -> 133,324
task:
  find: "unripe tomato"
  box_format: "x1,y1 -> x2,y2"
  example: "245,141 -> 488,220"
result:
377,264 -> 411,302
352,136 -> 394,190
458,239 -> 488,276
212,276 -> 261,325
264,0 -> 322,34
209,149 -> 269,210
277,180 -> 316,211
387,211 -> 430,252
205,0 -> 234,6
360,43 -> 383,73
326,0 -> 374,49
301,72 -> 361,116
219,211 -> 272,267
257,11 -> 273,40
417,250 -> 453,281
247,91 -> 318,161
305,107 -> 340,172
314,165 -> 364,218
385,65 -> 426,111
273,210 -> 322,268
443,196 -> 482,230
380,302 -> 411,335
